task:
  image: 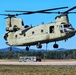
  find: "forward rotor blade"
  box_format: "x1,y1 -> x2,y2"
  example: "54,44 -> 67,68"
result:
68,12 -> 76,14
63,6 -> 76,14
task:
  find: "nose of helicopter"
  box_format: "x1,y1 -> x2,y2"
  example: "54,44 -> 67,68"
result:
64,28 -> 76,38
64,28 -> 76,33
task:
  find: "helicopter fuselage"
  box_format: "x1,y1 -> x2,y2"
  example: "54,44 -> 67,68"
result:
2,6 -> 76,50
5,21 -> 75,47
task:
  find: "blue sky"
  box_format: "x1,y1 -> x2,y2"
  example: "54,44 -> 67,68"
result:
0,0 -> 76,50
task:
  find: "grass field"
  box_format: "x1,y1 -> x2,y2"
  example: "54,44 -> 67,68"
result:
0,65 -> 76,75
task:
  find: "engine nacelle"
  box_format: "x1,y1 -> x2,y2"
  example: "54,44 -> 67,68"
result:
4,33 -> 8,40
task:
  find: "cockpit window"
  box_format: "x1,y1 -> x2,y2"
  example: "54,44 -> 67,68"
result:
59,25 -> 64,33
64,25 -> 71,28
59,25 -> 63,29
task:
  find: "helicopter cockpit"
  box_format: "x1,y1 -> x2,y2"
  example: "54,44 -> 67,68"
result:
64,24 -> 72,28
59,22 -> 74,33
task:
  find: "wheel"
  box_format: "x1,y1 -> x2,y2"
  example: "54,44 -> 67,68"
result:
36,44 -> 42,49
8,47 -> 12,51
26,46 -> 29,51
53,44 -> 58,48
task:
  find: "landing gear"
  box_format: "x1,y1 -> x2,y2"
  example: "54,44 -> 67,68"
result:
36,42 -> 42,49
26,46 -> 29,51
53,43 -> 59,48
8,47 -> 12,51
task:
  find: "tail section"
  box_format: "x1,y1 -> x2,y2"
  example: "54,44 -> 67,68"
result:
6,17 -> 25,32
4,17 -> 25,46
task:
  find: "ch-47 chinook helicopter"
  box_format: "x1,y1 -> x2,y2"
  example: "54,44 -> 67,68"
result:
0,6 -> 76,51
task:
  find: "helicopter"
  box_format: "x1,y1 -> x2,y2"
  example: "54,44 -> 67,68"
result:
0,6 -> 76,51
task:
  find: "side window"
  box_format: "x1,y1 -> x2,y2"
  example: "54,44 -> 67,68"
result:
15,35 -> 18,38
32,31 -> 35,34
41,29 -> 43,33
59,25 -> 64,33
49,26 -> 54,33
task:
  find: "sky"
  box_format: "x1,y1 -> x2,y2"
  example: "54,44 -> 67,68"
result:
0,0 -> 76,50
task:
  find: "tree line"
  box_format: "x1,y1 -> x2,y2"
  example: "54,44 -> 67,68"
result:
0,49 -> 76,59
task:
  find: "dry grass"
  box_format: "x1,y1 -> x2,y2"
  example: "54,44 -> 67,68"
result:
42,59 -> 76,62
0,65 -> 76,75
0,59 -> 76,62
0,59 -> 18,62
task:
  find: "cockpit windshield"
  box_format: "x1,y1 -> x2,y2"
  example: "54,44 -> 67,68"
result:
64,24 -> 72,28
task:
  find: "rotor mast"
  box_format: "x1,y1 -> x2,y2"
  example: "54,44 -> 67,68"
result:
55,15 -> 69,24
55,6 -> 76,24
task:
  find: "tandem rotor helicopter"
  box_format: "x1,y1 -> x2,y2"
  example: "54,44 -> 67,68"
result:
0,6 -> 76,51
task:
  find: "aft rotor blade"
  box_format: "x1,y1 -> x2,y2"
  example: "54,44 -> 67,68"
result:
0,13 -> 20,16
37,11 -> 76,14
0,14 -> 10,16
5,6 -> 68,14
0,14 -> 20,18
38,6 -> 68,12
15,11 -> 76,15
